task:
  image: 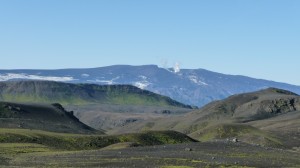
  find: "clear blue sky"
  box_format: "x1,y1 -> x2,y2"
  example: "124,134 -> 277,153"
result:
0,0 -> 299,85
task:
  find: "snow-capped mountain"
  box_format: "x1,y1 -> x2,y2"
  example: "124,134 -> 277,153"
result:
1,65 -> 300,107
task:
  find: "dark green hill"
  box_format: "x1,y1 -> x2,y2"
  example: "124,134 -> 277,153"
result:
111,88 -> 300,148
0,81 -> 193,131
0,81 -> 192,108
0,102 -> 100,134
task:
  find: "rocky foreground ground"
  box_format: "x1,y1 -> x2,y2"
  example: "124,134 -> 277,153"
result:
3,141 -> 300,168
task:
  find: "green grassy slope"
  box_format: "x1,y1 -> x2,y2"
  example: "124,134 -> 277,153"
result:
0,81 -> 193,108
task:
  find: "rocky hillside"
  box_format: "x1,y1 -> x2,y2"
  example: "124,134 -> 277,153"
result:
110,88 -> 300,148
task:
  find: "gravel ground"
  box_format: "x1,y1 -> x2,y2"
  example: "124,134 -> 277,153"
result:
4,141 -> 300,168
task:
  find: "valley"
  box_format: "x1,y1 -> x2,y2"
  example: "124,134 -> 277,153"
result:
0,80 -> 193,130
111,88 -> 300,149
0,80 -> 299,167
2,0 -> 299,167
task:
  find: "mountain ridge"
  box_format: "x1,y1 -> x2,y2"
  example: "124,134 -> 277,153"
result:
1,65 -> 300,106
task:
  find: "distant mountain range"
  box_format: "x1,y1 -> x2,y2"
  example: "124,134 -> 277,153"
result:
1,65 -> 300,106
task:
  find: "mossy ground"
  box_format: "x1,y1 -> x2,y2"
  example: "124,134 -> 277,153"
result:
0,128 -> 198,167
161,166 -> 194,168
0,128 -> 195,151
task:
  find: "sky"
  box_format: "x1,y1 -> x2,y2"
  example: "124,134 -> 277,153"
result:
0,0 -> 299,85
